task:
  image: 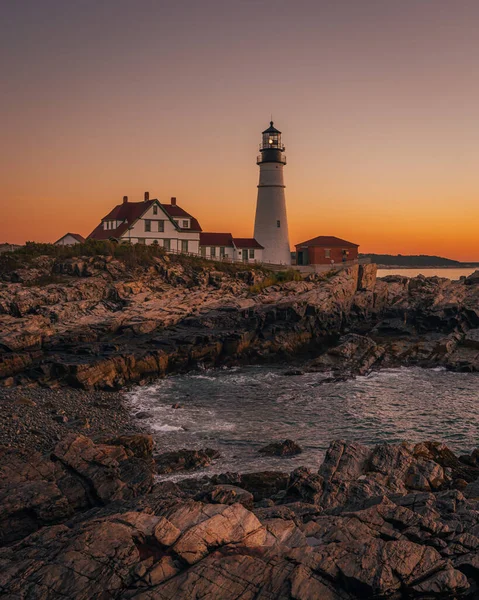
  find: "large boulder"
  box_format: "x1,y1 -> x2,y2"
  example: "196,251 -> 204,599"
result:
258,439 -> 303,457
155,448 -> 221,475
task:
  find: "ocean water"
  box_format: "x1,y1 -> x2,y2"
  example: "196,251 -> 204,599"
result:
126,366 -> 479,478
377,268 -> 476,279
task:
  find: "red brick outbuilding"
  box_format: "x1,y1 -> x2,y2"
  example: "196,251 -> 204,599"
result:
295,236 -> 359,266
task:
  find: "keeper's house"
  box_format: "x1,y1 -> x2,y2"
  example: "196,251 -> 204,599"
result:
199,233 -> 264,263
295,236 -> 359,266
87,193 -> 202,253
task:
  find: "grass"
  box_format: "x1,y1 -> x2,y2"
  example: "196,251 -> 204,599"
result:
249,269 -> 303,294
0,241 -> 275,278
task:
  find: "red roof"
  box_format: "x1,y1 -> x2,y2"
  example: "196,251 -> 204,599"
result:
233,238 -> 264,249
87,200 -> 202,240
200,232 -> 234,247
295,236 -> 359,248
54,233 -> 85,244
162,204 -> 202,232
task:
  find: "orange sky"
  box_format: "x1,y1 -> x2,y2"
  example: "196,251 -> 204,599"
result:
1,0 -> 478,261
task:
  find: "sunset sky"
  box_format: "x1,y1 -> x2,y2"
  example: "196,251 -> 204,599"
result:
1,0 -> 478,260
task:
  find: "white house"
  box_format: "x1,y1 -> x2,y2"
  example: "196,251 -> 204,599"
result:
54,233 -> 86,246
199,233 -> 264,263
87,193 -> 202,253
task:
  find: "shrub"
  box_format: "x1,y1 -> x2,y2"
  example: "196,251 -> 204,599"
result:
0,240 -> 167,271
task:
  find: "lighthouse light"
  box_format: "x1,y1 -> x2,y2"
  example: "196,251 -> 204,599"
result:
269,138 -> 274,144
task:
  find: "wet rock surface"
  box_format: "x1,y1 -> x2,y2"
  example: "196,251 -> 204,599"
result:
2,435 -> 479,598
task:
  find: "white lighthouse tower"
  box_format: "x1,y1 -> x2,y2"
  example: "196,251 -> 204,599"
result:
254,121 -> 291,265
253,121 -> 291,265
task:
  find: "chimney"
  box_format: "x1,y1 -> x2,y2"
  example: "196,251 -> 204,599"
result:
144,191 -> 149,202
171,197 -> 176,206
122,195 -> 128,204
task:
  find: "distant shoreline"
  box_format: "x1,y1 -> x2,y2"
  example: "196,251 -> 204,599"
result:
377,264 -> 478,269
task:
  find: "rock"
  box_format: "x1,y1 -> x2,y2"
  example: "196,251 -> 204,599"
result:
155,448 -> 220,474
52,433 -> 154,503
0,433 -> 156,545
464,328 -> 479,349
102,433 -> 154,461
171,402 -> 182,409
172,503 -> 266,565
463,478 -> 479,499
465,270 -> 479,285
212,470 -> 290,502
52,414 -> 68,423
14,397 -> 36,406
135,410 -> 153,419
411,567 -> 470,595
200,484 -> 254,510
357,263 -> 377,291
282,369 -> 304,376
286,467 -> 324,504
258,439 -> 303,457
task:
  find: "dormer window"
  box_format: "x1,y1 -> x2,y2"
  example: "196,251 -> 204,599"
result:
182,220 -> 189,228
153,205 -> 158,215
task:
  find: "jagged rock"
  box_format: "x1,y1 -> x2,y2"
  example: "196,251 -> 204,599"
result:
285,467 -> 324,505
0,434 -> 155,545
411,567 -> 470,595
258,439 -> 303,457
172,503 -> 266,565
155,448 -> 220,474
102,433 -> 154,461
308,334 -> 385,375
52,433 -> 154,503
465,270 -> 479,285
2,435 -> 479,597
199,484 -> 254,510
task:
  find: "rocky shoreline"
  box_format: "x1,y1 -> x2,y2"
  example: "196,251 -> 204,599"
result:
1,253 -> 478,391
0,387 -> 141,453
1,254 -> 479,598
3,429 -> 479,598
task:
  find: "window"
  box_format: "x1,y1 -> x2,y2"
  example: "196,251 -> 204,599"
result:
219,247 -> 225,258
158,220 -> 164,232
249,249 -> 255,259
181,240 -> 188,253
277,220 -> 280,228
200,246 -> 206,257
152,240 -> 159,246
153,205 -> 158,215
325,249 -> 331,258
182,220 -> 189,228
163,239 -> 170,251
137,238 -> 146,245
210,247 -> 216,258
145,220 -> 151,232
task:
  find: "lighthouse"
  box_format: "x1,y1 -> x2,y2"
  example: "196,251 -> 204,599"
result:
253,121 -> 291,265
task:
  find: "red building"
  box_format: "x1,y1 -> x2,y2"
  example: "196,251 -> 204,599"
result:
295,236 -> 359,266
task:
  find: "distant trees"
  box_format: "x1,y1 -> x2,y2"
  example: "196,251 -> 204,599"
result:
359,254 -> 461,266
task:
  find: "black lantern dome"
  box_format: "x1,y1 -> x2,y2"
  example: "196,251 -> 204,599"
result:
258,121 -> 286,165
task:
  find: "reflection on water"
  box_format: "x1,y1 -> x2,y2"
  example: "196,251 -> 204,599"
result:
126,366 -> 479,477
377,268 -> 476,279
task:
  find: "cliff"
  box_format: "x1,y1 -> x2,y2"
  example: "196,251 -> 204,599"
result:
1,254 -> 478,389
